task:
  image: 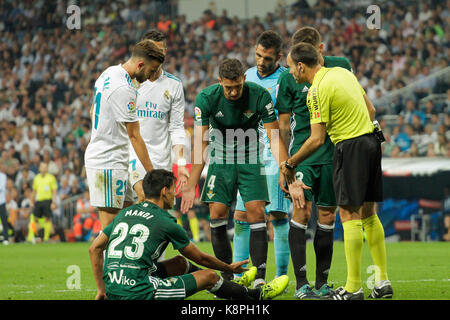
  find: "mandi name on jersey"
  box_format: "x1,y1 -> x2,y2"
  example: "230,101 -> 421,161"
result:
124,209 -> 154,220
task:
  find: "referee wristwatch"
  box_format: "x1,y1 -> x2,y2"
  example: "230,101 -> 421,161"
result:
284,159 -> 297,170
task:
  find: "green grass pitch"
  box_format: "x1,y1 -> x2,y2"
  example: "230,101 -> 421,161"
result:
0,241 -> 449,300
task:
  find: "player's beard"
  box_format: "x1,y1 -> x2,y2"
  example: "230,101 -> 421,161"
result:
135,69 -> 148,83
257,62 -> 276,77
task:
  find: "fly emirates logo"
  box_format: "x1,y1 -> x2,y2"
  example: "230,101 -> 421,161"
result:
137,101 -> 166,120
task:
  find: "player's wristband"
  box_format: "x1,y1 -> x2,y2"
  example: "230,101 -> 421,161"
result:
177,158 -> 187,167
284,160 -> 297,170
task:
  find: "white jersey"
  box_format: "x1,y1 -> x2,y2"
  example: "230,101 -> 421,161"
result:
85,64 -> 138,170
129,70 -> 186,170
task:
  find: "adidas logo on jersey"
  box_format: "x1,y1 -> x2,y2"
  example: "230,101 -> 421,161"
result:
302,86 -> 309,93
215,111 -> 224,118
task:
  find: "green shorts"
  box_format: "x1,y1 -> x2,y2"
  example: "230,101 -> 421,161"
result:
201,162 -> 269,207
106,273 -> 197,300
296,163 -> 336,207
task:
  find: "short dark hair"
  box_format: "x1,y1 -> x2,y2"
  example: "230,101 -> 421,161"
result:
142,29 -> 167,43
256,30 -> 283,55
292,27 -> 321,47
289,42 -> 319,67
132,40 -> 165,63
143,169 -> 176,199
218,58 -> 244,80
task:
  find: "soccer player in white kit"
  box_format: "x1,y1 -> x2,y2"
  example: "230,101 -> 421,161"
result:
124,30 -> 189,206
85,41 -> 165,229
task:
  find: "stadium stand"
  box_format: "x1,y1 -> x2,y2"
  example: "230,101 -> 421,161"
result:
0,0 -> 448,242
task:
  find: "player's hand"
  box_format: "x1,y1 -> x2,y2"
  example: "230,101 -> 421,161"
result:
176,166 -> 190,190
278,172 -> 289,194
228,259 -> 250,274
51,202 -> 57,210
95,290 -> 107,300
279,162 -> 295,184
288,180 -> 311,209
180,185 -> 195,214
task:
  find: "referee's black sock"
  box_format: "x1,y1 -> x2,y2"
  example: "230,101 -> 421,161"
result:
210,219 -> 233,281
314,223 -> 334,289
249,222 -> 268,282
289,220 -> 308,289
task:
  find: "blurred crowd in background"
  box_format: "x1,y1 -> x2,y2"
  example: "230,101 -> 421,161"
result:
0,0 -> 449,242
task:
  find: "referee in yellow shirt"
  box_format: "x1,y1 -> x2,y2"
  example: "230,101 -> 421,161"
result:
31,162 -> 58,242
280,42 -> 392,300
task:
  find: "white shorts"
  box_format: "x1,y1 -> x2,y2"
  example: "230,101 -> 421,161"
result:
86,168 -> 128,209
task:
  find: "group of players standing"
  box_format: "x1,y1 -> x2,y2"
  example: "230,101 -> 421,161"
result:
86,26 -> 394,301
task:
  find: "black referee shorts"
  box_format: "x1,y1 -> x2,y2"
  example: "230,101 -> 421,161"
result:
332,133 -> 383,207
34,200 -> 53,219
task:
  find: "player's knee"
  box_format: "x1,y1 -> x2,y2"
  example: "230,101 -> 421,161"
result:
318,207 -> 336,226
270,211 -> 288,220
361,202 -> 377,218
292,206 -> 312,225
173,255 -> 188,270
234,210 -> 247,222
202,270 -> 220,290
209,203 -> 229,220
245,202 -> 265,223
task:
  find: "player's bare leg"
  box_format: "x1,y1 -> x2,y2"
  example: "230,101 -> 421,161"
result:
123,180 -> 144,209
209,202 -> 233,280
98,207 -> 121,229
157,255 -> 201,276
122,201 -> 134,209
133,180 -> 145,203
244,200 -> 268,287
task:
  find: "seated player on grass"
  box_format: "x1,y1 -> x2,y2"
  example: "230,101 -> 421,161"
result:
89,169 -> 289,300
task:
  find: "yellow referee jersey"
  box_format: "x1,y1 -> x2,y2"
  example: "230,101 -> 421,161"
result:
32,173 -> 57,201
307,67 -> 374,145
